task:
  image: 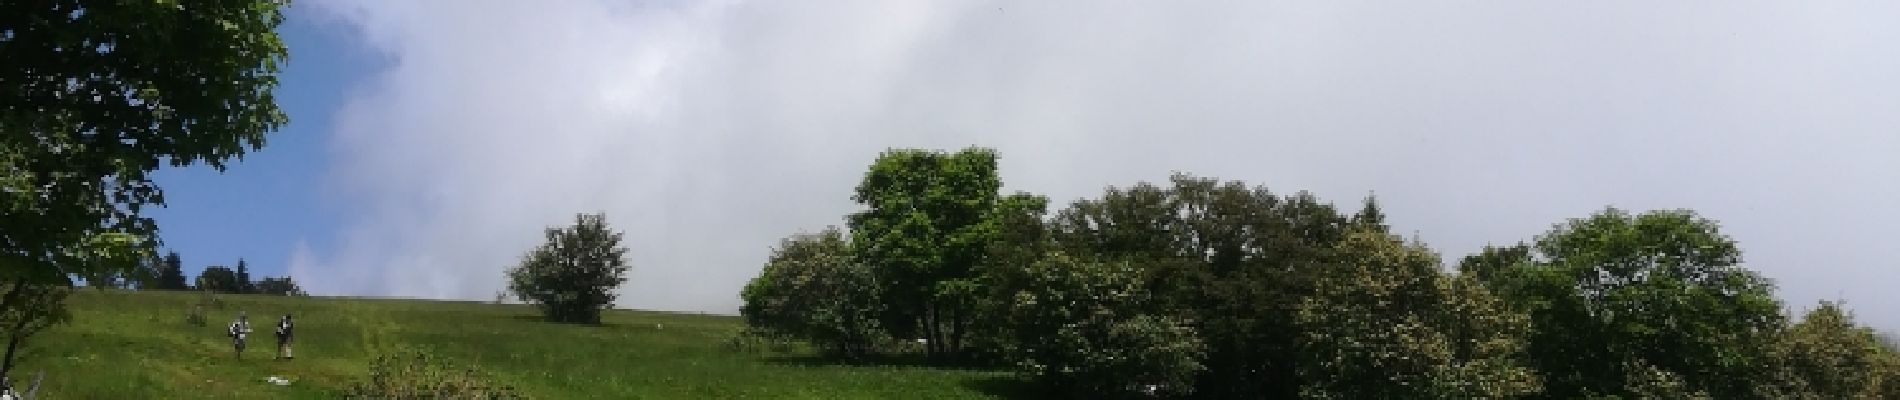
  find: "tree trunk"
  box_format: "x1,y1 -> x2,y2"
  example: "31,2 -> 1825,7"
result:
925,305 -> 942,358
949,305 -> 965,359
0,324 -> 24,379
0,279 -> 25,379
0,292 -> 23,378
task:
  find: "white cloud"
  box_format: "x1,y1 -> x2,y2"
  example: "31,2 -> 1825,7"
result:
292,0 -> 1900,327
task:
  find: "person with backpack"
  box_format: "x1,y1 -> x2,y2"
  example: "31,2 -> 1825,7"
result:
275,314 -> 294,360
228,312 -> 252,359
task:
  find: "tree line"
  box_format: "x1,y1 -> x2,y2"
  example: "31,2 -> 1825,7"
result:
742,147 -> 1900,399
81,252 -> 306,297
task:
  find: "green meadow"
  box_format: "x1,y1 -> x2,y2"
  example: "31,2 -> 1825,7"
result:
16,290 -> 1022,399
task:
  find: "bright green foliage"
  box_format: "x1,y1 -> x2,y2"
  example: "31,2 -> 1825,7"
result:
741,228 -> 885,358
1,0 -> 289,287
1005,253 -> 1203,398
848,148 -> 1005,358
1487,208 -> 1784,399
1049,175 -> 1348,398
1755,301 -> 1900,399
507,213 -> 631,325
1,0 -> 288,381
1297,229 -> 1539,399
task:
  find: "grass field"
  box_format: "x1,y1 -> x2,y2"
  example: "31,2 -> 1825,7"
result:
14,290 -> 1023,399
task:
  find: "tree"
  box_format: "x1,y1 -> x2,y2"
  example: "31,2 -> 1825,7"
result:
740,228 -> 884,358
1480,208 -> 1785,399
1349,193 -> 1388,232
1457,244 -> 1532,295
127,252 -> 162,290
507,213 -> 631,325
0,232 -> 144,378
1,0 -> 288,377
81,269 -> 121,289
0,2 -> 289,285
254,276 -> 306,297
967,192 -> 1052,363
159,252 -> 189,290
1755,301 -> 1900,399
1296,229 -> 1539,399
195,266 -> 241,293
1006,253 -> 1204,398
0,284 -> 72,378
1049,175 -> 1350,398
234,259 -> 253,294
848,147 -> 1004,359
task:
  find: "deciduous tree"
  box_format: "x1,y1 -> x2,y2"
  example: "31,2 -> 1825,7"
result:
1049,175 -> 1349,398
1,0 -> 288,291
507,213 -> 631,325
1755,301 -> 1900,399
1297,229 -> 1539,399
1,0 -> 288,377
195,266 -> 241,293
1485,208 -> 1784,399
848,147 -> 1004,359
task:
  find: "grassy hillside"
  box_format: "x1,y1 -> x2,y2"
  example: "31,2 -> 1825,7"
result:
15,290 -> 1019,399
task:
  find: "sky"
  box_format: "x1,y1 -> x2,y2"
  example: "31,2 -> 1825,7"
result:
151,1 -> 1900,328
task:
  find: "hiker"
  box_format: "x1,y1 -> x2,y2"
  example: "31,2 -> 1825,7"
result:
228,312 -> 252,359
275,314 -> 294,360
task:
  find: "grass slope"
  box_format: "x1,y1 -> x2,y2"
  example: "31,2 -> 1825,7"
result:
16,290 -> 1018,399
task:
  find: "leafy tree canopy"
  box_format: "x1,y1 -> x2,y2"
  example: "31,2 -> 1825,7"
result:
848,147 -> 1004,358
507,213 -> 631,325
2,0 -> 290,285
1484,208 -> 1784,399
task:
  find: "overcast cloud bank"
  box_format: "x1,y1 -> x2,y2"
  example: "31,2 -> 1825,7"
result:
289,1 -> 1900,328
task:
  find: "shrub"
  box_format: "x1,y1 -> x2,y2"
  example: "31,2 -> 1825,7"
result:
254,276 -> 307,296
723,328 -> 801,354
346,350 -> 521,399
185,291 -> 222,327
740,228 -> 886,359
